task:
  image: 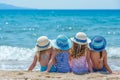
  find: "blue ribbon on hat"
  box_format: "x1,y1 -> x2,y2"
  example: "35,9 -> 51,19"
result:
37,42 -> 50,48
74,37 -> 87,43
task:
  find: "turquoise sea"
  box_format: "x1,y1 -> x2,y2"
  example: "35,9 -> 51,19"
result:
0,10 -> 120,70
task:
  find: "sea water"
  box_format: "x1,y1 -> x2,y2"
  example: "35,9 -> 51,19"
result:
0,10 -> 120,70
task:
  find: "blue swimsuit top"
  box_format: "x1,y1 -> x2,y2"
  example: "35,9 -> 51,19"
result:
56,51 -> 70,73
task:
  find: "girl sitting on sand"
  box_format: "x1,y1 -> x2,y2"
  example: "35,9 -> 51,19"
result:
70,32 -> 93,74
48,35 -> 72,73
28,36 -> 56,72
89,36 -> 112,73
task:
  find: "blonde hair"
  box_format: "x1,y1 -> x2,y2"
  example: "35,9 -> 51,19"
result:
36,49 -> 50,62
70,42 -> 87,58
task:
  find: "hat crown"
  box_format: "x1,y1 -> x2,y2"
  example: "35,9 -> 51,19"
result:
93,36 -> 106,47
93,36 -> 105,44
94,37 -> 103,42
75,32 -> 87,40
89,36 -> 106,52
37,36 -> 49,46
56,35 -> 69,47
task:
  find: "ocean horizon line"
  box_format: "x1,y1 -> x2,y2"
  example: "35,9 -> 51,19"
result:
0,9 -> 120,11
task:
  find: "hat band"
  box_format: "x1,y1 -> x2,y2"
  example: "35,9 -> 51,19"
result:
37,42 -> 50,48
93,45 -> 105,51
74,37 -> 87,43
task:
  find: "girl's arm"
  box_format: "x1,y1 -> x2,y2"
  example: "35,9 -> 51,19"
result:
69,56 -> 72,68
68,49 -> 72,68
28,55 -> 37,71
103,50 -> 112,74
45,48 -> 56,72
86,49 -> 93,72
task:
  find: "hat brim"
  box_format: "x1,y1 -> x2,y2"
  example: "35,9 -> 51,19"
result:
89,43 -> 106,52
71,37 -> 91,45
35,40 -> 52,52
51,39 -> 72,50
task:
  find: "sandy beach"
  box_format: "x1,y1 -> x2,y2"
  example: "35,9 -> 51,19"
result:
0,71 -> 120,80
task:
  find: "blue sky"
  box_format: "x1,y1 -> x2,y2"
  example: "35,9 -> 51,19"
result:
0,0 -> 120,9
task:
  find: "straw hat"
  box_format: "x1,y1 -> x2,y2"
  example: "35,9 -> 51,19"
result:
52,35 -> 72,50
89,36 -> 107,52
35,36 -> 51,52
71,32 -> 91,45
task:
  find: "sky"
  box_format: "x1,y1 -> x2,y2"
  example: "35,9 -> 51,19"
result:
0,0 -> 120,9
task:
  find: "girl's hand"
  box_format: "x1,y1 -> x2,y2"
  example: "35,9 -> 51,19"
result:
28,70 -> 32,71
43,71 -> 49,74
112,72 -> 120,75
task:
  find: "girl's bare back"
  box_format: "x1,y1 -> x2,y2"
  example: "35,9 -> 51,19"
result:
90,50 -> 105,69
37,49 -> 52,66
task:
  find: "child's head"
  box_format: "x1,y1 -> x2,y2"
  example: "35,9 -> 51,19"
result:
52,35 -> 72,51
35,36 -> 51,52
71,32 -> 91,45
35,36 -> 52,61
70,32 -> 90,58
89,35 -> 106,52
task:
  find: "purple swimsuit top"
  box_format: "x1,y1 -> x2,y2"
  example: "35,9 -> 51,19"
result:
71,56 -> 88,74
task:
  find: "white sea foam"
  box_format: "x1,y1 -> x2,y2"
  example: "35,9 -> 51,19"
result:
0,46 -> 120,70
110,65 -> 120,71
0,46 -> 35,61
107,47 -> 120,58
0,46 -> 120,61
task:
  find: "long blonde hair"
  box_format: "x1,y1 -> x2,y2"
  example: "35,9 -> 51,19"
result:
70,42 -> 87,58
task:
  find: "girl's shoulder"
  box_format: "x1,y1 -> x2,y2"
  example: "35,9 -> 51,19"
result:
35,51 -> 40,56
101,50 -> 107,57
86,48 -> 91,52
44,48 -> 52,54
102,50 -> 107,53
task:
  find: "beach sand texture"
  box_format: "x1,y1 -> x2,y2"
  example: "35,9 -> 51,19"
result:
0,71 -> 120,80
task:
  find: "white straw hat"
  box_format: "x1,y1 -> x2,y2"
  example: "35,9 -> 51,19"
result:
35,36 -> 51,51
71,32 -> 91,45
